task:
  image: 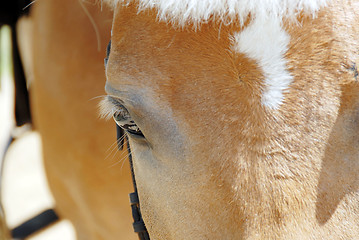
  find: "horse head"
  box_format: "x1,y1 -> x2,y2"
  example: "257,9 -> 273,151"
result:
102,1 -> 359,239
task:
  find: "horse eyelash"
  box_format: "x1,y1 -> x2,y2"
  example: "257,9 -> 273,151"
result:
99,96 -> 121,120
99,96 -> 131,121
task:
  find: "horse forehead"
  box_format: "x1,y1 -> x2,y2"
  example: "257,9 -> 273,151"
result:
109,4 -> 295,112
105,0 -> 329,27
109,5 -> 241,86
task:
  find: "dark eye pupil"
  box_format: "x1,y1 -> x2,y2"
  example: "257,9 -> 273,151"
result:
120,124 -> 144,137
122,125 -> 144,136
113,113 -> 144,137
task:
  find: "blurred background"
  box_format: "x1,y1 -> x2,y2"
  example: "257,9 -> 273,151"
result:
0,24 -> 75,239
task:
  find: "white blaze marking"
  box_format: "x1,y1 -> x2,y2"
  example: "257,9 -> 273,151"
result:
232,17 -> 293,109
108,0 -> 329,108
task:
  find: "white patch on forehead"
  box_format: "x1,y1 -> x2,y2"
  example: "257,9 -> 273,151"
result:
106,0 -> 329,26
104,0 -> 330,109
232,16 -> 293,109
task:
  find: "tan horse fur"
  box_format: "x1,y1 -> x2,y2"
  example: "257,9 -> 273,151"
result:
102,0 -> 359,239
20,0 -> 359,239
20,0 -> 135,239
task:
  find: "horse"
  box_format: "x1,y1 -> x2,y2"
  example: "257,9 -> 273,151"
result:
101,0 -> 359,239
17,0 -> 135,239
22,0 -> 359,239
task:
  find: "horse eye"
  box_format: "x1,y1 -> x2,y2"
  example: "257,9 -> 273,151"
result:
113,111 -> 144,138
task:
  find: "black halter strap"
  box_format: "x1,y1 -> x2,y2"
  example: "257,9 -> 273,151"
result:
116,125 -> 150,240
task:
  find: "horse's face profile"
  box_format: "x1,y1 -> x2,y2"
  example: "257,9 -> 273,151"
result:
103,1 -> 359,239
105,5 -> 249,239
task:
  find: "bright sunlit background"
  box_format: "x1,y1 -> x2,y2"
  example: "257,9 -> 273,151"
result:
0,25 -> 75,240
